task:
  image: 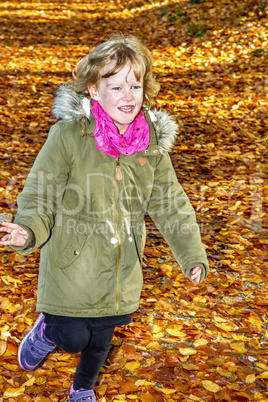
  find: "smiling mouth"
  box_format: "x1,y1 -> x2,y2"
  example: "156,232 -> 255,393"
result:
118,106 -> 135,112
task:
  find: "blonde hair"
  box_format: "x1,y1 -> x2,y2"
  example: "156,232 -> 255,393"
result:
68,33 -> 160,109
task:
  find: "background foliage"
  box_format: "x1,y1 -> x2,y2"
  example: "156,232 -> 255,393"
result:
0,0 -> 268,401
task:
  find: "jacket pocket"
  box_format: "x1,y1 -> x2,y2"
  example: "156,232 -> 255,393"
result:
54,232 -> 88,269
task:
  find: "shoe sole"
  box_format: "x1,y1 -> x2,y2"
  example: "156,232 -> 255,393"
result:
18,313 -> 45,370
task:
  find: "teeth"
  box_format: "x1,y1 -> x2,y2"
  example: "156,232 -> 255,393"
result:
120,106 -> 133,111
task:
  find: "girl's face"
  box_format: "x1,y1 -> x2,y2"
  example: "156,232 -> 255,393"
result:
88,63 -> 144,134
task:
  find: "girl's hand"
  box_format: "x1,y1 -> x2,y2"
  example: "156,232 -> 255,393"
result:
0,222 -> 28,247
190,266 -> 203,284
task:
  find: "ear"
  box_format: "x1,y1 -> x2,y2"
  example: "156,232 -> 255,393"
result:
87,83 -> 99,100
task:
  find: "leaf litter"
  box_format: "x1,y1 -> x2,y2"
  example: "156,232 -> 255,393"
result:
0,0 -> 268,401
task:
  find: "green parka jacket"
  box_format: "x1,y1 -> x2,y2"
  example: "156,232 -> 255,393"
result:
13,87 -> 209,317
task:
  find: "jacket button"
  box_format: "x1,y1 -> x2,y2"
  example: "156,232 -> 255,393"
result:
153,149 -> 158,154
74,250 -> 79,256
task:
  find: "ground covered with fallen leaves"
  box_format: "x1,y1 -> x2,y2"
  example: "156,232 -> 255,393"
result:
0,0 -> 268,401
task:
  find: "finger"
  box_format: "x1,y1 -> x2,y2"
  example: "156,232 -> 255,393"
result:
1,222 -> 20,230
191,268 -> 201,277
192,266 -> 202,273
191,268 -> 202,283
0,235 -> 11,245
19,229 -> 28,236
191,273 -> 200,281
191,271 -> 200,280
0,223 -> 27,236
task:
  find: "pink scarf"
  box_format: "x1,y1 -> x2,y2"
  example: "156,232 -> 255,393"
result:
91,100 -> 150,159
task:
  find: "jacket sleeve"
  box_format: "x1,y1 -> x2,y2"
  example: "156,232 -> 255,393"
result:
13,122 -> 71,255
147,153 -> 209,283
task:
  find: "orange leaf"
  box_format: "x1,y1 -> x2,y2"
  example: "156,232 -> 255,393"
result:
141,392 -> 156,402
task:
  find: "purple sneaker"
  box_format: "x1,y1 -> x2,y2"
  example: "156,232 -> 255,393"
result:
18,313 -> 56,371
69,385 -> 97,402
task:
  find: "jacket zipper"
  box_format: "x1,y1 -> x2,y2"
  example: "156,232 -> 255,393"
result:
116,156 -> 123,181
115,157 -> 121,314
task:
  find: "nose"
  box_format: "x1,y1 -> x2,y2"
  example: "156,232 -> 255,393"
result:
122,87 -> 134,101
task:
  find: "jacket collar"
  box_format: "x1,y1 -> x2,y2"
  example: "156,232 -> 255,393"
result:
52,86 -> 179,154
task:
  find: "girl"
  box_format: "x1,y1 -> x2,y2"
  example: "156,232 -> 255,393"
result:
0,34 -> 209,402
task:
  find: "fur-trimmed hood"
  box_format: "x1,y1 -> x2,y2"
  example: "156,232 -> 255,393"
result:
52,86 -> 179,154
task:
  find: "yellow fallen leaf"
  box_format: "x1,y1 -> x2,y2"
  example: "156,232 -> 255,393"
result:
160,264 -> 173,277
253,392 -> 264,401
230,342 -> 246,353
246,374 -> 256,384
248,314 -> 262,330
182,363 -> 199,370
0,325 -> 10,335
1,299 -> 22,314
3,387 -> 25,398
135,379 -> 146,387
256,362 -> 268,371
95,384 -> 107,396
24,317 -> 34,326
194,338 -> 208,347
229,200 -> 241,211
151,324 -> 162,334
22,376 -> 36,387
216,322 -> 238,331
0,340 -> 7,356
187,395 -> 203,402
155,387 -> 176,395
227,383 -> 240,391
125,361 -> 140,371
146,341 -> 160,349
216,367 -> 234,378
166,328 -> 186,337
260,371 -> 268,379
144,381 -> 156,386
2,275 -> 23,285
224,361 -> 237,372
15,254 -> 27,263
179,347 -> 197,355
202,380 -> 220,393
1,363 -> 18,371
193,295 -> 206,303
214,316 -> 228,323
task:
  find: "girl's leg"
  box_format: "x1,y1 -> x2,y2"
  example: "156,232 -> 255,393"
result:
73,327 -> 115,390
44,315 -> 91,354
44,314 -> 115,390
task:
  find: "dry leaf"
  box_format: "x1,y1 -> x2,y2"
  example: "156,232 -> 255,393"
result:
245,374 -> 256,384
201,380 -> 220,393
0,1 -> 267,401
179,347 -> 197,356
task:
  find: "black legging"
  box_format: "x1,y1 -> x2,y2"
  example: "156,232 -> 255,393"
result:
44,314 -> 115,390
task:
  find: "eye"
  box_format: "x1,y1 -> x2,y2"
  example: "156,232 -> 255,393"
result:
112,87 -> 121,91
132,85 -> 141,90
